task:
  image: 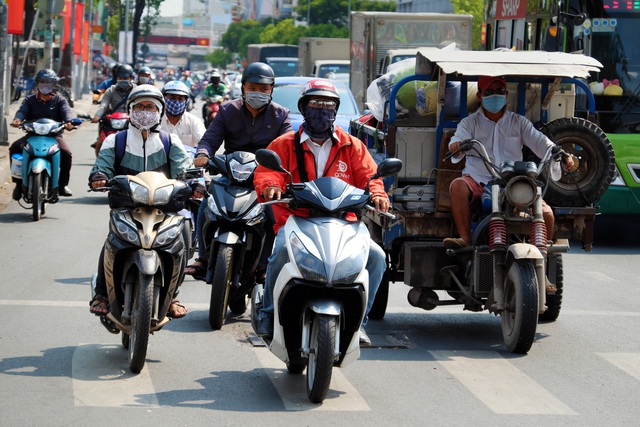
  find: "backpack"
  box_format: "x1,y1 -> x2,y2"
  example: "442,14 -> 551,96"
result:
114,130 -> 171,171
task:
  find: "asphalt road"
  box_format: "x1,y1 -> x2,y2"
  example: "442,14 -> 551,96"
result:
1,101 -> 640,426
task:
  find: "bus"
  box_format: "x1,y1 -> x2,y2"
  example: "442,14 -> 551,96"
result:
483,0 -> 640,215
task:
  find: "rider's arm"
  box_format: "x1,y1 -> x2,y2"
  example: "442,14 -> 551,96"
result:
196,108 -> 226,157
58,95 -> 74,122
89,133 -> 118,186
168,134 -> 195,178
448,116 -> 475,163
14,96 -> 31,122
94,88 -> 113,118
349,135 -> 389,211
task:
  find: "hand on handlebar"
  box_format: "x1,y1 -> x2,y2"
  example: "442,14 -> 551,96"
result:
370,195 -> 389,213
194,156 -> 209,167
11,119 -> 22,128
91,180 -> 107,189
263,186 -> 282,201
64,123 -> 74,131
91,116 -> 100,123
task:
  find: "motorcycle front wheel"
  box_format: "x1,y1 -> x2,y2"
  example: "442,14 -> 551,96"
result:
209,244 -> 234,330
501,259 -> 539,354
129,272 -> 154,373
30,173 -> 44,221
306,314 -> 336,403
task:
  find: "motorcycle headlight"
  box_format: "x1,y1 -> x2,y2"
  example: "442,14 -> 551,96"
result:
33,122 -> 54,135
154,223 -> 181,247
290,232 -> 327,283
244,203 -> 265,226
111,212 -> 140,245
207,194 -> 222,216
333,237 -> 368,285
505,176 -> 537,208
229,158 -> 256,182
130,181 -> 150,205
153,184 -> 174,206
110,118 -> 128,129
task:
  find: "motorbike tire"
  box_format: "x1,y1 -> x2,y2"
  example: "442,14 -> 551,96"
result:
121,332 -> 130,349
286,362 -> 306,374
538,117 -> 616,207
229,296 -> 247,315
368,269 -> 389,320
40,175 -> 48,216
129,272 -> 154,373
209,244 -> 234,330
306,314 -> 336,403
539,254 -> 564,322
30,173 -> 42,221
501,260 -> 539,354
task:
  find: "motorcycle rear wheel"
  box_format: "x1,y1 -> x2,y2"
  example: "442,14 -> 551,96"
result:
129,272 -> 154,373
539,254 -> 564,322
209,244 -> 234,330
306,314 -> 336,403
501,260 -> 539,354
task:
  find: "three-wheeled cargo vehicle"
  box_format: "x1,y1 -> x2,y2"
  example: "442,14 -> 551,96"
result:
350,49 -> 616,353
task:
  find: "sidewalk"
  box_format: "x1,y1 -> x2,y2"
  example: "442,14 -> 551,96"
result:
0,93 -> 97,209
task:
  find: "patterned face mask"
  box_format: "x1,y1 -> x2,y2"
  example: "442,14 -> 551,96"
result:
165,98 -> 187,116
301,105 -> 337,140
130,110 -> 160,130
37,83 -> 55,95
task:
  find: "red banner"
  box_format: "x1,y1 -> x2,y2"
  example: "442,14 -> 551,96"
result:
74,3 -> 85,55
7,0 -> 25,35
82,21 -> 90,62
196,38 -> 210,46
60,0 -> 72,17
62,13 -> 71,47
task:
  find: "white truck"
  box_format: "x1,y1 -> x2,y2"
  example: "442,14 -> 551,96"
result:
349,11 -> 474,111
297,37 -> 350,77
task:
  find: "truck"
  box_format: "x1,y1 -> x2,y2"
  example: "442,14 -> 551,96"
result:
246,43 -> 298,65
297,37 -> 350,77
350,11 -> 474,111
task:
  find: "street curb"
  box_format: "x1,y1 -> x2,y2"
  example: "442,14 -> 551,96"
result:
0,93 -> 97,210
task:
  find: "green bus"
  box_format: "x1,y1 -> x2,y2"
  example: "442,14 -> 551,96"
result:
483,0 -> 640,214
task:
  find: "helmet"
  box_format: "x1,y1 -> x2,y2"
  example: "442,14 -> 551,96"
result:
35,69 -> 58,83
138,66 -> 152,76
111,63 -> 122,79
126,84 -> 166,117
297,78 -> 341,112
211,71 -> 221,78
241,62 -> 275,85
116,64 -> 135,79
161,80 -> 190,98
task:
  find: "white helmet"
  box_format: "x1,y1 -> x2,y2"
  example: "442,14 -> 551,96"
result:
126,84 -> 166,117
161,80 -> 190,98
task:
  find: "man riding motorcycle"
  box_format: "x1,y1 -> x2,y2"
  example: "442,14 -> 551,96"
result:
253,78 -> 389,347
136,66 -> 154,86
160,80 -> 206,151
9,68 -> 75,199
201,71 -> 228,122
88,84 -> 194,318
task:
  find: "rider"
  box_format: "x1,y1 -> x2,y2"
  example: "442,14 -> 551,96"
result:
97,63 -> 121,92
160,80 -> 206,151
184,62 -> 292,279
9,68 -> 75,199
136,66 -> 154,86
88,84 -> 194,318
444,76 -> 574,283
201,71 -> 227,121
252,78 -> 389,347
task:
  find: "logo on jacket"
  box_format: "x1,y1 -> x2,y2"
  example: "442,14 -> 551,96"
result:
337,161 -> 348,173
335,160 -> 350,180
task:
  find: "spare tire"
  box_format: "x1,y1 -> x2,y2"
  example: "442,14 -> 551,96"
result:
538,117 -> 616,207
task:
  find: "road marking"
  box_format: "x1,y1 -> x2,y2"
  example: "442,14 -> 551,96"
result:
253,348 -> 370,411
598,353 -> 640,381
429,350 -> 577,415
0,299 -> 87,307
72,343 -> 159,407
584,271 -> 618,282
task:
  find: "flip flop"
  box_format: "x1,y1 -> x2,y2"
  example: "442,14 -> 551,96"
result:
168,300 -> 188,318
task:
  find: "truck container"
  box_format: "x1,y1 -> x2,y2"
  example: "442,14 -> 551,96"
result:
246,43 -> 298,65
297,37 -> 350,77
349,11 -> 473,111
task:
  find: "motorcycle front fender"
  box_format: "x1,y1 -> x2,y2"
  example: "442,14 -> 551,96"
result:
215,230 -> 243,245
506,243 -> 544,260
132,249 -> 161,276
28,158 -> 52,176
304,298 -> 342,316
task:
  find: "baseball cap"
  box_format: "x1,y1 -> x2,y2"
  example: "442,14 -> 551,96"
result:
478,76 -> 507,91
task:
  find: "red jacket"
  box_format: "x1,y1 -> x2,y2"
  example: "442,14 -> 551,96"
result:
254,127 -> 388,233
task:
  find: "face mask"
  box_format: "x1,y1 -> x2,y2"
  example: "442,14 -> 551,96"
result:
117,80 -> 131,90
138,77 -> 150,84
482,94 -> 507,114
301,105 -> 337,140
37,83 -> 55,95
130,110 -> 160,130
244,91 -> 271,110
165,98 -> 187,116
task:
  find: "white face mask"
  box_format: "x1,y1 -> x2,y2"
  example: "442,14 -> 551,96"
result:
37,83 -> 55,95
138,77 -> 150,84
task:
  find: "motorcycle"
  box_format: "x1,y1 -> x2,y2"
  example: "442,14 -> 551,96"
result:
435,139 -> 570,353
14,118 -> 82,221
250,149 -> 402,403
89,171 -> 192,373
177,167 -> 206,261
203,95 -> 224,128
201,151 -> 266,330
95,111 -> 130,156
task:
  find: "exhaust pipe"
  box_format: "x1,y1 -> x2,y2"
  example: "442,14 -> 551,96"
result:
408,287 -> 439,310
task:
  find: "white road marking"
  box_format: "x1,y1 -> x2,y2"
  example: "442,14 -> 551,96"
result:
584,271 -> 618,282
429,350 -> 577,415
253,348 -> 370,411
72,344 -> 159,407
598,353 -> 640,381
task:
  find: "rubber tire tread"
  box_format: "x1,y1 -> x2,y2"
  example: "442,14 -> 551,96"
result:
129,273 -> 154,373
501,260 -> 539,354
368,269 -> 389,320
31,173 -> 41,221
539,254 -> 564,322
306,314 -> 336,403
209,244 -> 233,330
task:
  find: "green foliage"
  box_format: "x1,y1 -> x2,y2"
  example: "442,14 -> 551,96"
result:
221,20 -> 263,55
205,49 -> 233,68
260,19 -> 306,44
450,0 -> 484,50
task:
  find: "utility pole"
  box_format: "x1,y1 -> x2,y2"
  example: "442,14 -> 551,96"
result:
124,0 -> 129,65
70,0 -> 77,99
43,0 -> 55,68
0,0 -> 9,144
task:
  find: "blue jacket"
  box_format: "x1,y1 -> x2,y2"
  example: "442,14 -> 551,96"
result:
14,93 -> 74,123
97,78 -> 115,91
197,98 -> 292,156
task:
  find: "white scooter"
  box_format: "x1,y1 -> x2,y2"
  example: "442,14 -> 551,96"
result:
250,149 -> 402,403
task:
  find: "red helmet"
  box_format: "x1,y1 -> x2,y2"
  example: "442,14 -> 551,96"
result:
297,78 -> 341,112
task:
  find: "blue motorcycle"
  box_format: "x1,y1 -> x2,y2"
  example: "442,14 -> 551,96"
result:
17,118 -> 82,221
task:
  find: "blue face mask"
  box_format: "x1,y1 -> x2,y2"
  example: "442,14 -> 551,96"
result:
165,98 -> 187,116
482,94 -> 507,113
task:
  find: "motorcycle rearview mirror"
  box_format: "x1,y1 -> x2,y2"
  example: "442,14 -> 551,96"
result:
69,118 -> 83,126
365,158 -> 403,193
256,149 -> 294,187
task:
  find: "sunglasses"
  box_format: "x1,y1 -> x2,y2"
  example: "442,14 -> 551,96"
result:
482,88 -> 507,97
308,99 -> 337,109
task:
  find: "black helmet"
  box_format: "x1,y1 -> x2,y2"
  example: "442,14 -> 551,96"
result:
297,78 -> 341,112
111,63 -> 122,79
138,66 -> 152,75
35,69 -> 59,83
116,64 -> 135,79
241,62 -> 275,85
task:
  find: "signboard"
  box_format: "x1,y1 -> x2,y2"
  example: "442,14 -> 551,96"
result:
92,25 -> 103,34
139,35 -> 210,46
496,0 -> 526,20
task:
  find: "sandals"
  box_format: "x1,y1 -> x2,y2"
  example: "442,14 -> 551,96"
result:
168,299 -> 188,318
89,295 -> 109,315
184,257 -> 207,277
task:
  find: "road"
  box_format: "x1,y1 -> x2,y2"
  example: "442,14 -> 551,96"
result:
1,106 -> 640,426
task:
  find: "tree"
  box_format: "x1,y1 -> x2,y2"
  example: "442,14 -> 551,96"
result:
220,20 -> 263,58
293,0 -> 395,27
450,0 -> 484,50
205,48 -> 233,68
260,19 -> 306,44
